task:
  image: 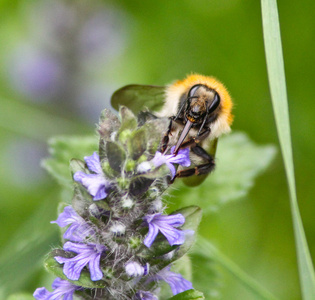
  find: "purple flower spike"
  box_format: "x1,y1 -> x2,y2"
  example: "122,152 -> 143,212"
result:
51,206 -> 95,242
33,277 -> 81,300
155,266 -> 193,295
143,213 -> 186,248
55,242 -> 106,281
152,146 -> 190,179
74,152 -> 110,200
135,290 -> 158,300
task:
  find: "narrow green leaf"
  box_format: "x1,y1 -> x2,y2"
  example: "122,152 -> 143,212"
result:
261,1 -> 315,298
195,237 -> 279,300
167,289 -> 204,300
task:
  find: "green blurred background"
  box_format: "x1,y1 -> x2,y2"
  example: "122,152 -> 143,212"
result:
0,0 -> 314,299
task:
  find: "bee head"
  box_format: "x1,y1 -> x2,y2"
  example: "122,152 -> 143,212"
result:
185,84 -> 220,125
160,74 -> 233,154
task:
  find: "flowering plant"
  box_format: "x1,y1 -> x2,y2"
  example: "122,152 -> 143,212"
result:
34,107 -> 204,300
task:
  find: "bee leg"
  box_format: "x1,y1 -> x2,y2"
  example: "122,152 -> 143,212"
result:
196,127 -> 211,142
171,145 -> 215,182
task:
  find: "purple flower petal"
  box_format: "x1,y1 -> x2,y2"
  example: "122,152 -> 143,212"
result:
143,220 -> 160,248
154,266 -> 193,295
168,147 -> 191,167
73,152 -> 110,201
89,250 -> 103,281
33,287 -> 50,299
135,290 -> 158,300
74,172 -> 108,200
55,242 -> 106,281
51,206 -> 95,242
143,213 -> 187,248
34,277 -> 81,300
166,162 -> 176,178
84,152 -> 103,174
151,147 -> 190,179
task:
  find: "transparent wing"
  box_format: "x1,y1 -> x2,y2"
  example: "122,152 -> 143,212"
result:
111,84 -> 166,114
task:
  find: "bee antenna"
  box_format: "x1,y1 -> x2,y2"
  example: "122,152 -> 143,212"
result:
197,96 -> 212,136
175,100 -> 187,120
197,115 -> 208,136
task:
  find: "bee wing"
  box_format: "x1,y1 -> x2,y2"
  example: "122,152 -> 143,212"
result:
111,84 -> 166,114
204,137 -> 218,157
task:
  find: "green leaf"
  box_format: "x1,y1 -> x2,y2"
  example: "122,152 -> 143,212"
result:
142,117 -> 170,155
44,253 -> 106,289
118,106 -> 138,133
167,289 -> 204,300
69,158 -> 86,175
105,141 -> 126,172
98,109 -> 121,141
170,206 -> 202,262
166,132 -> 276,213
42,135 -> 98,188
129,176 -> 154,197
127,127 -> 147,160
174,206 -> 202,232
261,1 -> 315,299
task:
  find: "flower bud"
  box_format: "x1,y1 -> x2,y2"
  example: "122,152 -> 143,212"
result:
125,261 -> 145,277
110,222 -> 126,236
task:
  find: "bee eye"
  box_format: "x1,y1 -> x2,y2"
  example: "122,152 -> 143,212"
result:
208,93 -> 220,113
189,84 -> 202,97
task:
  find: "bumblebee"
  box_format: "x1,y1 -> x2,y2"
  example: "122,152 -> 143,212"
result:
111,74 -> 233,186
